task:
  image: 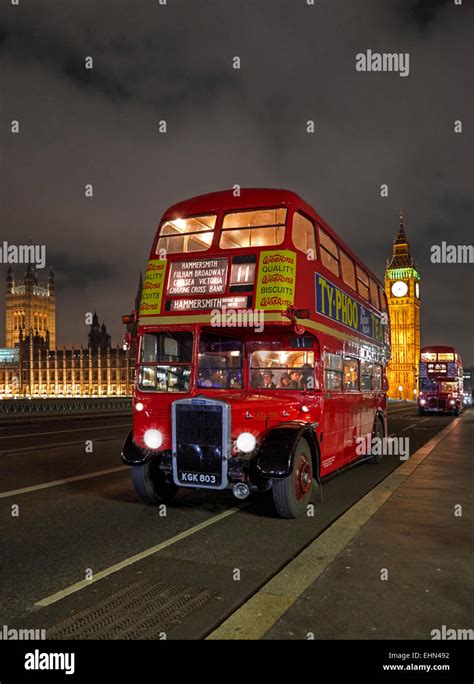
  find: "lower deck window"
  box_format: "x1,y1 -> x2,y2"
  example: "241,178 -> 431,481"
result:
197,333 -> 243,389
138,331 -> 193,393
324,352 -> 343,391
251,350 -> 315,390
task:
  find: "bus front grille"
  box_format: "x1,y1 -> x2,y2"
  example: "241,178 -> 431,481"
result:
171,399 -> 230,490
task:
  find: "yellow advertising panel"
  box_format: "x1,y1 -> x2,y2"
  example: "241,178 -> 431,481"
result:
139,258 -> 167,316
255,250 -> 297,311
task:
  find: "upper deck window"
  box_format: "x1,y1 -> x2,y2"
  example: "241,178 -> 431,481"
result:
340,251 -> 356,290
356,265 -> 369,301
319,228 -> 340,277
156,214 -> 216,255
292,212 -> 316,255
369,278 -> 380,309
421,352 -> 437,363
219,208 -> 286,249
437,353 -> 455,362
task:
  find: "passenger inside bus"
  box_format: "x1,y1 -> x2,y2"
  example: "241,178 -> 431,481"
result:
250,350 -> 315,390
258,371 -> 276,389
279,374 -> 292,388
199,370 -> 225,388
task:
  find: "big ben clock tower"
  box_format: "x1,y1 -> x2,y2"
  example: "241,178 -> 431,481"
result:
384,211 -> 421,400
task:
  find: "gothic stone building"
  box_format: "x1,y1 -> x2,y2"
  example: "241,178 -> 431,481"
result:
1,268 -> 136,397
384,212 -> 421,400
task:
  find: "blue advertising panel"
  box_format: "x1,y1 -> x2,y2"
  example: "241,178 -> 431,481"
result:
315,274 -> 384,343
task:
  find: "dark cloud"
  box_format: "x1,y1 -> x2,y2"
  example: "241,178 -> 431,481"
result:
0,0 -> 473,363
408,0 -> 452,28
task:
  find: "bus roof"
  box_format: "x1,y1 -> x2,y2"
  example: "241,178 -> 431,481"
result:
421,346 -> 458,354
163,188 -> 312,217
160,187 -> 385,289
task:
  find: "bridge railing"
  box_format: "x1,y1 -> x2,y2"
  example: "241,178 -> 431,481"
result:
0,397 -> 132,420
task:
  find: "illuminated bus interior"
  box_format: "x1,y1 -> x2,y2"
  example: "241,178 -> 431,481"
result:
151,203 -> 388,315
219,208 -> 286,249
250,350 -> 315,390
155,214 -> 216,254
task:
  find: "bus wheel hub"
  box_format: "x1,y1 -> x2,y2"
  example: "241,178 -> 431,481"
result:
295,455 -> 312,499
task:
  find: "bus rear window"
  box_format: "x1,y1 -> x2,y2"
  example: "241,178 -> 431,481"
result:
219,208 -> 286,249
421,352 -> 437,362
156,214 -> 216,254
437,353 -> 454,362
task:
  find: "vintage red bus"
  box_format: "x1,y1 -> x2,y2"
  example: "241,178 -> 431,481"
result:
418,346 -> 463,415
122,188 -> 391,517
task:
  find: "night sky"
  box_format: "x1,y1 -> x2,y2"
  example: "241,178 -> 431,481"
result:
1,0 -> 473,363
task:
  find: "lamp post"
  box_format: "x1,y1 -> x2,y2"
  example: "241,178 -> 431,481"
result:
398,384 -> 403,401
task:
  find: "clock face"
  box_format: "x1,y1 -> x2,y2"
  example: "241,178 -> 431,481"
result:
415,282 -> 420,298
391,280 -> 408,297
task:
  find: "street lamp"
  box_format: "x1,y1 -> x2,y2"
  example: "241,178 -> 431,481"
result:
398,384 -> 403,401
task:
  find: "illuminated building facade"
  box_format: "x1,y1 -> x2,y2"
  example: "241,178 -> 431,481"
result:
384,212 -> 421,400
1,268 -> 139,397
6,265 -> 56,348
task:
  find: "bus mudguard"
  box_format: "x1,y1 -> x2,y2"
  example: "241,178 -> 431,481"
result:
257,422 -> 321,482
121,430 -> 149,466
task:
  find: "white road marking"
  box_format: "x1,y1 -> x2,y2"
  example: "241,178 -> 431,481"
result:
0,466 -> 128,500
35,507 -> 241,607
0,423 -> 131,440
0,437 -> 124,456
402,423 -> 417,431
420,418 -> 430,423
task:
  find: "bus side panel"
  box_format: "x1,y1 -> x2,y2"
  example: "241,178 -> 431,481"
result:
321,392 -> 345,473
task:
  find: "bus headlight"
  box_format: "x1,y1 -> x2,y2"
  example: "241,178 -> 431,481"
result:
449,399 -> 456,405
135,402 -> 144,412
236,432 -> 257,453
420,399 -> 426,405
144,429 -> 163,450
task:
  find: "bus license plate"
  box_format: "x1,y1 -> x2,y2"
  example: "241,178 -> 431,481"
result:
178,471 -> 221,487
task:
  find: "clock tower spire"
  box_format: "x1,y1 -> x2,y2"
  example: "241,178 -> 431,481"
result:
384,211 -> 421,400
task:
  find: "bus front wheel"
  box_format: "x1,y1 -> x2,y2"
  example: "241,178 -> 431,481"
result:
272,438 -> 313,519
131,461 -> 178,504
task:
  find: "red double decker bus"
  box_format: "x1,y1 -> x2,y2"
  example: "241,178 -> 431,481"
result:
122,189 -> 391,517
418,346 -> 463,415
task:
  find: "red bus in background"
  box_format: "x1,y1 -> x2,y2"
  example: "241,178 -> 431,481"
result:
418,346 -> 463,416
122,188 -> 391,518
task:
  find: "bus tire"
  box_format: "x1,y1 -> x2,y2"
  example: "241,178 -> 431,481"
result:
369,416 -> 385,464
131,461 -> 178,504
418,408 -> 425,416
272,438 -> 313,519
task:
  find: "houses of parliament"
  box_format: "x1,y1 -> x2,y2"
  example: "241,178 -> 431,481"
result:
0,265 -> 138,397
